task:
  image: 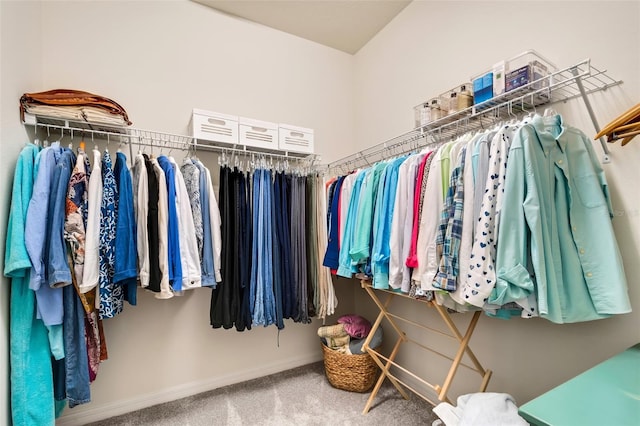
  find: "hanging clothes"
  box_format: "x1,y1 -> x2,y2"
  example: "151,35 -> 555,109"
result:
305,175 -> 318,319
279,172 -> 295,321
158,155 -> 183,292
371,156 -> 407,289
493,115 -> 631,323
24,142 -> 65,359
415,146 -> 444,292
314,174 -> 337,320
324,112 -> 630,324
180,158 -> 204,262
64,151 -> 105,382
169,156 -> 201,290
337,170 -> 366,278
61,150 -> 92,408
322,175 -> 345,271
389,152 -> 426,292
48,147 -> 78,402
271,171 -> 287,329
5,143 -> 56,426
81,149 -> 102,295
98,150 -> 124,319
351,162 -> 387,276
150,157 -> 173,299
405,151 -> 433,268
201,162 -> 223,284
291,174 -> 310,323
212,164 -> 234,329
132,153 -> 150,289
250,168 -> 277,326
144,154 -> 162,294
192,159 -> 216,287
114,151 -> 138,304
238,169 -> 253,330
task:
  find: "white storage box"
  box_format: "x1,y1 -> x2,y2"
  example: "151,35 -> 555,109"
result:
278,124 -> 314,154
191,108 -> 238,145
239,117 -> 279,151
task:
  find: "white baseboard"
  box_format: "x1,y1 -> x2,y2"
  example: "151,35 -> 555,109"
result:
56,353 -> 323,426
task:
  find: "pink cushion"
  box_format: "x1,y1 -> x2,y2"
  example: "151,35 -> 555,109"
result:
337,315 -> 372,339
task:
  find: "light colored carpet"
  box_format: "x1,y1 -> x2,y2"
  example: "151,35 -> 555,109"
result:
88,361 -> 439,425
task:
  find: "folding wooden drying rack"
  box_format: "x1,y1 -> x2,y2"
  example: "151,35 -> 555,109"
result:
360,280 -> 492,414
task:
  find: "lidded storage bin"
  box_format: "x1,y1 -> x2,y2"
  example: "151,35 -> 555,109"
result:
239,117 -> 279,151
278,123 -> 314,154
191,108 -> 239,146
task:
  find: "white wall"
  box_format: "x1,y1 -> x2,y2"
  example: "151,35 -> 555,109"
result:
0,2 -> 44,425
0,1 -> 356,425
353,0 -> 640,405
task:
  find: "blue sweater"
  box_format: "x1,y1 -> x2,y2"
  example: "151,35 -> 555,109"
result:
114,152 -> 138,304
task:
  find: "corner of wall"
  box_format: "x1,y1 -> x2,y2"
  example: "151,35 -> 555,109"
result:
1,2 -> 44,424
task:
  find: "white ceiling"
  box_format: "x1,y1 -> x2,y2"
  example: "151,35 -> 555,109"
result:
192,0 -> 412,54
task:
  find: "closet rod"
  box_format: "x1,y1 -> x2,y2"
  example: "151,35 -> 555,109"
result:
25,114 -> 318,164
194,141 -> 318,164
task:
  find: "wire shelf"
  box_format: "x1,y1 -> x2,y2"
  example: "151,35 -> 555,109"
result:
22,113 -> 318,164
323,59 -> 622,175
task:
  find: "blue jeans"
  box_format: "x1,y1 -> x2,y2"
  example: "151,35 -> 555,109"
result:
249,170 -> 260,321
251,169 -> 277,326
272,173 -> 285,330
262,169 -> 276,326
63,284 -> 90,407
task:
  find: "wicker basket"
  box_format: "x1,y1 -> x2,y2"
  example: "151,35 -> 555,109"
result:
321,343 -> 380,393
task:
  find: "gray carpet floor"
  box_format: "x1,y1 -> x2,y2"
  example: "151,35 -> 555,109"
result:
88,361 -> 439,425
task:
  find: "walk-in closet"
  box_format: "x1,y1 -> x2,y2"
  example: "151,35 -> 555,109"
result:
1,1 -> 638,425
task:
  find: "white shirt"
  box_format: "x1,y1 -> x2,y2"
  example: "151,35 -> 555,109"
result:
463,125 -> 518,308
316,175 -> 336,320
450,134 -> 482,307
435,139 -> 476,312
169,157 -> 202,289
133,153 -> 150,288
388,152 -> 424,291
200,162 -> 223,283
338,172 -> 357,245
80,149 -> 102,294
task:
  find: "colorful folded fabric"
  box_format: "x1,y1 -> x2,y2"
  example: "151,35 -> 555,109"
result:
337,314 -> 372,339
325,334 -> 350,349
317,323 -> 347,339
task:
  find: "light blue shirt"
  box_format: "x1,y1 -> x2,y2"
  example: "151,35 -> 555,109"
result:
193,160 -> 215,287
493,115 -> 631,323
337,169 -> 367,278
25,143 -> 65,326
24,143 -> 65,359
350,162 -> 386,263
371,156 -> 407,288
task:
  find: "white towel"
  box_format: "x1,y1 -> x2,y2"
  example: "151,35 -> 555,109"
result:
433,392 -> 528,426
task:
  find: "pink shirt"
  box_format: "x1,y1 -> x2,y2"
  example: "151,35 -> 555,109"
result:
405,151 -> 432,268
